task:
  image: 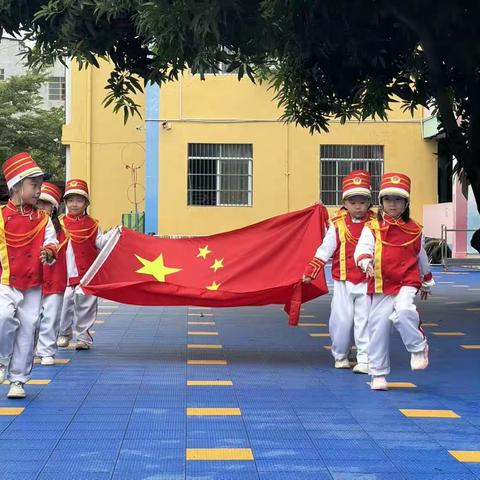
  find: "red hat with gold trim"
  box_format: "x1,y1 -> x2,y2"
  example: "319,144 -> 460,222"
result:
40,182 -> 62,208
342,170 -> 371,200
379,172 -> 411,200
64,179 -> 89,201
2,152 -> 50,190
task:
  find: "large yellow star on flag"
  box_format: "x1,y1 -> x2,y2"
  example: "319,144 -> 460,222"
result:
210,258 -> 224,272
197,245 -> 212,259
206,281 -> 221,291
135,254 -> 182,282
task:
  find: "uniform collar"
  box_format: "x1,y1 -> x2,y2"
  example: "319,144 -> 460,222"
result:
66,212 -> 86,221
6,199 -> 35,215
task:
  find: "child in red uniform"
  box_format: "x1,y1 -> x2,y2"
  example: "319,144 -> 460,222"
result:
0,153 -> 57,398
35,182 -> 68,365
354,173 -> 434,391
303,170 -> 373,373
57,179 -> 111,350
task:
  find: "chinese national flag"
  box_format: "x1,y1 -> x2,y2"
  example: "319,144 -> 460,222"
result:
81,205 -> 329,325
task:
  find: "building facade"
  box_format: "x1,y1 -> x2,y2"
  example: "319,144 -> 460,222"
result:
63,62 -> 438,234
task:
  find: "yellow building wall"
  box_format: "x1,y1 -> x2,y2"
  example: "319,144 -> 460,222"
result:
62,61 -> 145,229
64,65 -> 437,235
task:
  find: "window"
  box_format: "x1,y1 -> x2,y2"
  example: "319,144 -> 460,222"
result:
188,143 -> 253,206
320,145 -> 384,206
0,69 -> 4,81
48,76 -> 66,101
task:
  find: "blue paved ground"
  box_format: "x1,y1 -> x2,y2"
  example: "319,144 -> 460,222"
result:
1,266 -> 479,480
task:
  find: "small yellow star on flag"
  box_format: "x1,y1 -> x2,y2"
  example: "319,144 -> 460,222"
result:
206,281 -> 221,291
135,254 -> 182,282
210,258 -> 224,272
197,245 -> 212,259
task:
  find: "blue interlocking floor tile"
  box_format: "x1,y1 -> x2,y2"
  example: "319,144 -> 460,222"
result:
113,472 -> 185,480
187,473 -> 260,480
325,459 -> 399,473
113,458 -> 185,473
186,461 -> 258,475
259,473 -> 333,480
37,472 -> 113,480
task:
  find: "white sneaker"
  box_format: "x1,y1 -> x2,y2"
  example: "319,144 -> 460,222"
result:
411,345 -> 429,370
352,362 -> 369,374
7,381 -> 26,399
0,365 -> 6,384
334,358 -> 351,369
75,341 -> 90,351
57,336 -> 70,348
370,376 -> 389,391
40,356 -> 55,366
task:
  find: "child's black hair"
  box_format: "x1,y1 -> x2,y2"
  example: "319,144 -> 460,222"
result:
50,206 -> 61,232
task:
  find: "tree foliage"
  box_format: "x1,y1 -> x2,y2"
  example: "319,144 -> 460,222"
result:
0,72 -> 65,180
1,0 -> 480,212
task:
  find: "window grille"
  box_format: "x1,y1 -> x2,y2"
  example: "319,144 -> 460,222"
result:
188,143 -> 253,206
320,145 -> 384,206
48,76 -> 66,101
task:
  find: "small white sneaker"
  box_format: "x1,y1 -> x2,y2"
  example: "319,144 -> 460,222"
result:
370,376 -> 389,391
40,356 -> 55,366
0,365 -> 6,384
7,381 -> 26,399
411,345 -> 429,370
334,358 -> 351,369
75,341 -> 90,351
57,336 -> 70,348
352,362 -> 369,374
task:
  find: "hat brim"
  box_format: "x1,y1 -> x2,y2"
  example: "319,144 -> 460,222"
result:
379,188 -> 409,199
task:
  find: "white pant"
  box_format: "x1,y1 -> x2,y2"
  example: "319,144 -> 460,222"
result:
36,293 -> 64,358
59,286 -> 98,345
329,280 -> 369,364
368,286 -> 427,376
0,285 -> 42,383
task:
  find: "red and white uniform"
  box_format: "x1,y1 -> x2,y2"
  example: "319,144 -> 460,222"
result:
59,213 -> 111,345
0,152 -> 58,384
354,172 -> 434,377
304,170 -> 373,365
36,182 -> 68,359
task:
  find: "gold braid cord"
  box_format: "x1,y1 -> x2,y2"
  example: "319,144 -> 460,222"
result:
368,216 -> 423,247
3,214 -> 49,248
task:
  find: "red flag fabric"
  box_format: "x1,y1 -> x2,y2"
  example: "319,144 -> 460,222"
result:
81,204 -> 329,325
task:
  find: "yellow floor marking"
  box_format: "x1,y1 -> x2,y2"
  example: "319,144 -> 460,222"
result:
449,451 -> 480,462
451,285 -> 469,288
300,314 -> 316,318
34,358 -> 70,365
95,320 -> 105,325
465,308 -> 480,311
189,306 -> 212,310
400,409 -> 460,418
98,306 -> 117,309
187,360 -> 227,365
188,313 -> 214,317
298,323 -> 327,327
461,345 -> 480,350
468,288 -> 480,291
187,380 -> 233,386
442,272 -> 470,275
367,382 -> 416,388
186,448 -> 253,461
438,281 -> 454,284
188,321 -> 216,325
0,407 -> 24,416
188,331 -> 219,336
310,333 -> 330,337
187,344 -> 222,349
2,379 -> 51,385
187,408 -> 241,416
97,312 -> 112,316
432,332 -> 465,336
421,323 -> 439,327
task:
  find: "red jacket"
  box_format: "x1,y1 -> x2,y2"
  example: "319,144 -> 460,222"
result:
365,216 -> 423,295
331,211 -> 372,284
42,226 -> 68,295
0,201 -> 56,290
62,213 -> 99,286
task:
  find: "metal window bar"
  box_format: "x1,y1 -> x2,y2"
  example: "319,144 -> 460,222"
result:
320,145 -> 384,206
187,143 -> 253,207
48,77 -> 66,101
